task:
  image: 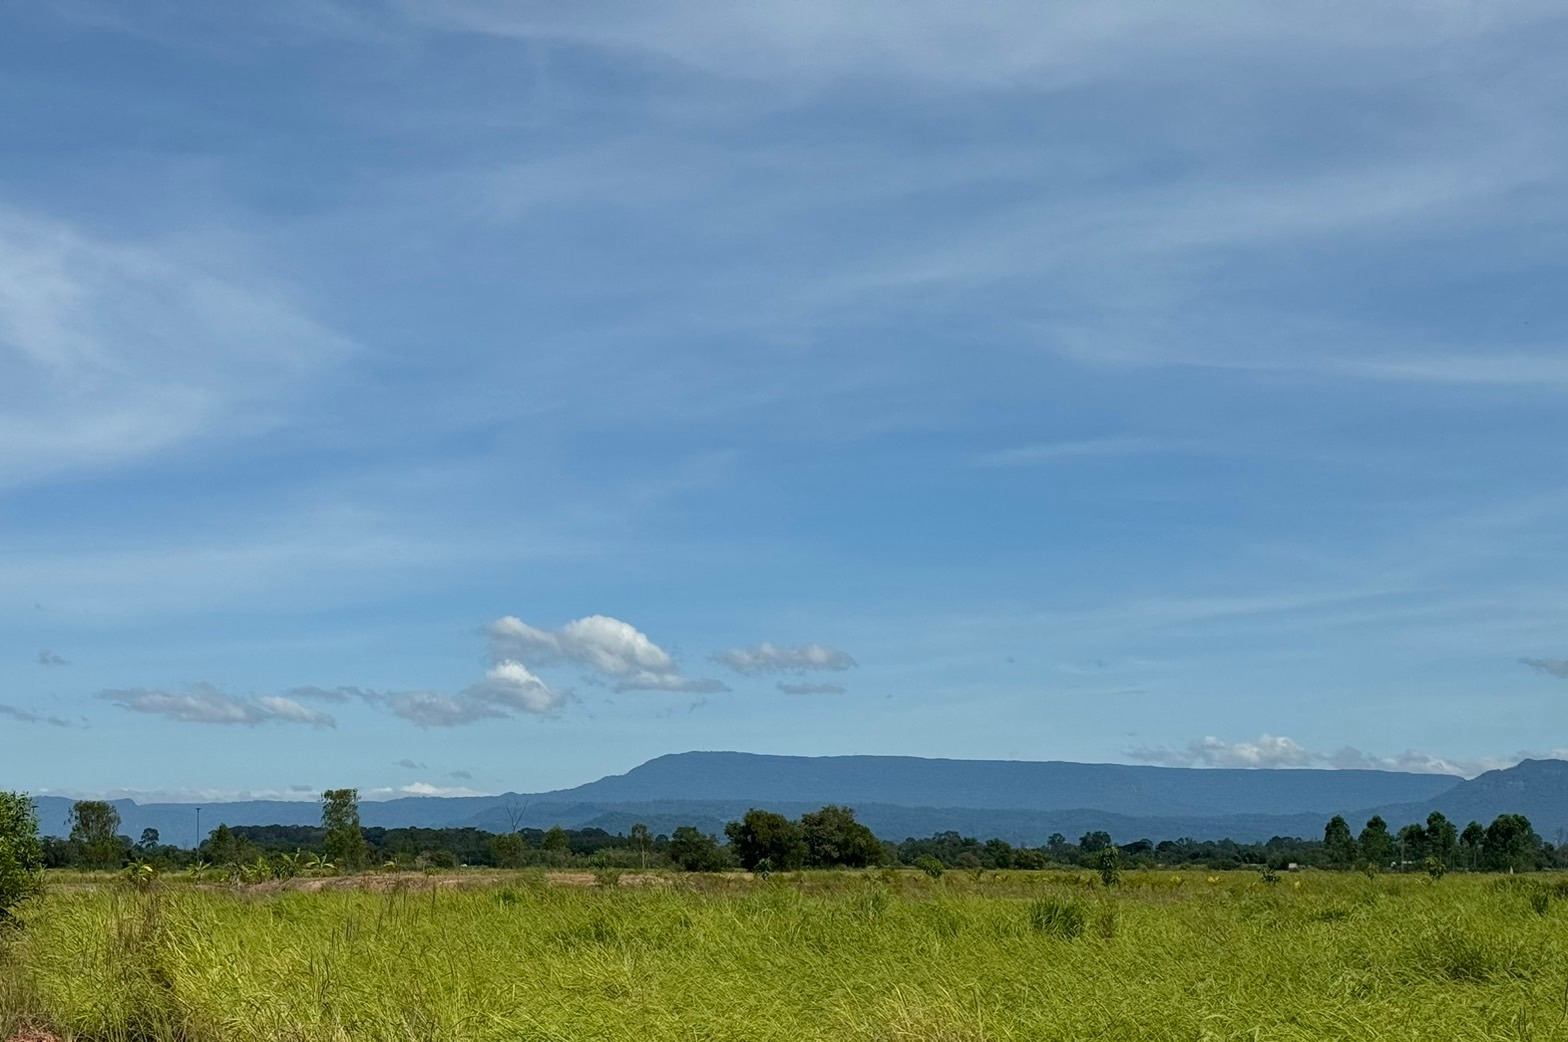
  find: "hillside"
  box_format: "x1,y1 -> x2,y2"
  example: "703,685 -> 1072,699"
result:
28,750 -> 1488,846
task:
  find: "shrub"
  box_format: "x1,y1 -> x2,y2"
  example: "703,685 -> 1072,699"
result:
0,791 -> 45,921
914,855 -> 945,879
1028,897 -> 1088,940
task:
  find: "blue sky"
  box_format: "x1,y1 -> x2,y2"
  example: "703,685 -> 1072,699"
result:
4,2 -> 1568,802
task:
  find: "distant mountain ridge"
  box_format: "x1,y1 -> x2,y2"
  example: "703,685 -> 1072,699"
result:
29,751 -> 1564,847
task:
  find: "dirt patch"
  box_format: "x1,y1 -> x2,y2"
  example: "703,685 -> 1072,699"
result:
5,1028 -> 63,1042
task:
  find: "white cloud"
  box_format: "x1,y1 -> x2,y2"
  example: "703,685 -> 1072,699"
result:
777,681 -> 846,695
1128,734 -> 1568,778
382,690 -> 505,728
488,614 -> 677,677
100,683 -> 335,728
377,662 -> 567,728
714,642 -> 857,675
464,660 -> 567,714
397,781 -> 486,798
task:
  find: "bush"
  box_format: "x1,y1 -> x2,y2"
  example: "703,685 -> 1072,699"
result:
0,792 -> 45,921
914,855 -> 945,879
1028,897 -> 1088,940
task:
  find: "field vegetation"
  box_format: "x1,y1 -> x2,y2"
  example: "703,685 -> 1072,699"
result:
6,867 -> 1568,1041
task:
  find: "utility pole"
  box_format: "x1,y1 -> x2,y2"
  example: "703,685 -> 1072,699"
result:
195,806 -> 202,853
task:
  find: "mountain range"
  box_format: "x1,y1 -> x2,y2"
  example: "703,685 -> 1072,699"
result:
30,752 -> 1568,848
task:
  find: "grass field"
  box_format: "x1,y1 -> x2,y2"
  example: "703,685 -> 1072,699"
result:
5,869 -> 1568,1041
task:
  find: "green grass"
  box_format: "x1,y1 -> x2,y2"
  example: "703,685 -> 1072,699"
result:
5,870 -> 1568,1041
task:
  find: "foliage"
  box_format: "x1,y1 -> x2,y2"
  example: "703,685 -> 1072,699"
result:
0,792 -> 45,920
913,855 -> 945,879
321,789 -> 367,871
1482,813 -> 1539,873
1323,815 -> 1356,868
1358,815 -> 1392,869
800,805 -> 884,868
725,809 -> 808,871
1095,846 -> 1121,888
1027,896 -> 1088,939
68,800 -> 126,870
668,826 -> 732,872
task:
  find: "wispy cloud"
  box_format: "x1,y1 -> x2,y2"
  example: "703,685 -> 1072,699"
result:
0,703 -> 73,727
777,681 -> 846,695
100,684 -> 335,728
973,437 -> 1184,468
714,642 -> 857,675
1520,657 -> 1568,680
36,649 -> 67,666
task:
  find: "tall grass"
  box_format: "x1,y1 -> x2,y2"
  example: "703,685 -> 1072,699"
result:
4,870 -> 1567,1041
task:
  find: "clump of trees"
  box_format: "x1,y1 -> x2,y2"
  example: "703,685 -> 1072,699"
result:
724,805 -> 884,871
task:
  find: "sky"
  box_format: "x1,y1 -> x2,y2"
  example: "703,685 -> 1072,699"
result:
4,1 -> 1568,803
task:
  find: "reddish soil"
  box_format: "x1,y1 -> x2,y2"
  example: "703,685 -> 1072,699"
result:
5,1029 -> 62,1042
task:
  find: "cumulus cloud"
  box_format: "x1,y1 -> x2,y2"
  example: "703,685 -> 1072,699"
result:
777,681 -> 846,695
36,649 -> 67,666
100,683 -> 335,728
396,782 -> 486,798
488,615 -> 676,677
485,613 -> 727,696
1128,734 -> 1568,778
1520,657 -> 1568,680
377,661 -> 568,728
713,642 -> 857,675
0,703 -> 72,727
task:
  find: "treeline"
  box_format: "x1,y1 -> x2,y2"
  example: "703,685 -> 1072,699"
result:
25,792 -> 1568,877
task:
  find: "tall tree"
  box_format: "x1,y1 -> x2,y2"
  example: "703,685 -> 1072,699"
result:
800,805 -> 884,868
0,791 -> 45,920
69,800 -> 125,870
1482,813 -> 1539,873
668,826 -> 731,872
1425,812 -> 1458,868
725,809 -> 807,871
1396,822 -> 1427,869
1460,821 -> 1486,870
321,789 -> 367,871
1358,815 -> 1392,869
1323,815 -> 1357,868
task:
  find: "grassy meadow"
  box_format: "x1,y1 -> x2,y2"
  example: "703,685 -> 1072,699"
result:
4,868 -> 1568,1042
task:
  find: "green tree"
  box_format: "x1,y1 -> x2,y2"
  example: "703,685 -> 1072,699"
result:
1323,815 -> 1357,868
1396,822 -> 1427,869
1460,820 -> 1486,870
542,825 -> 570,863
668,826 -> 731,872
1482,813 -> 1539,873
321,789 -> 367,871
0,791 -> 45,920
1095,846 -> 1122,887
1357,815 -> 1392,869
491,831 -> 526,868
725,809 -> 807,871
69,800 -> 125,870
1079,831 -> 1112,854
800,805 -> 884,868
1425,812 -> 1458,869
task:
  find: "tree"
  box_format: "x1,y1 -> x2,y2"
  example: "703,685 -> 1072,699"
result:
1357,815 -> 1392,869
668,826 -> 731,872
69,800 -> 125,870
1396,823 -> 1427,870
629,823 -> 652,870
542,825 -> 570,863
1482,813 -> 1539,873
1079,831 -> 1112,854
491,831 -> 526,869
800,805 -> 884,868
1323,816 -> 1357,869
725,809 -> 807,872
1460,821 -> 1486,870
137,828 -> 161,853
1095,846 -> 1122,887
0,791 -> 45,920
1425,812 -> 1458,869
321,789 -> 367,871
